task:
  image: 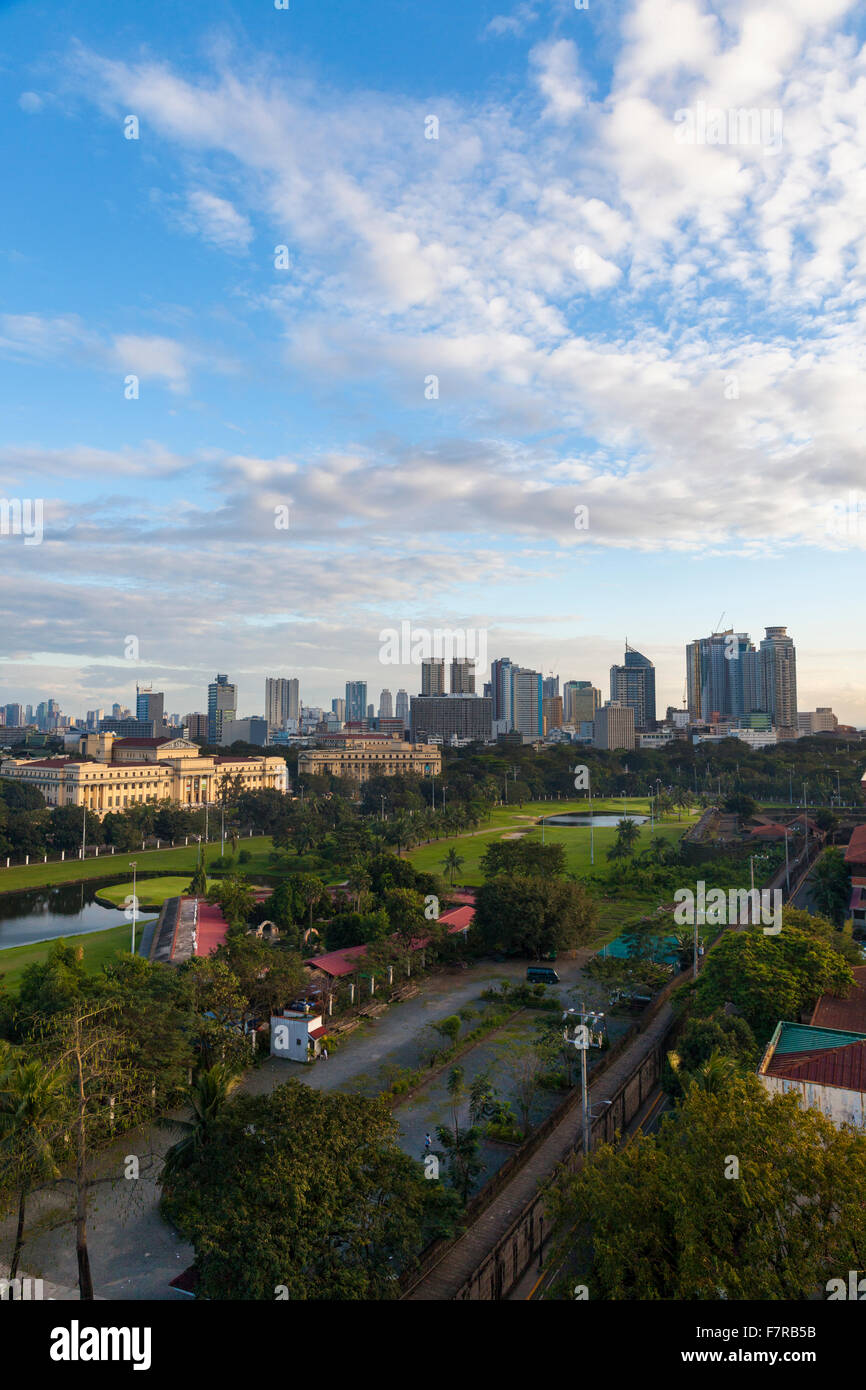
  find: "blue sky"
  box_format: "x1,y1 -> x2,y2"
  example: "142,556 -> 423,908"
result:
1,0 -> 865,723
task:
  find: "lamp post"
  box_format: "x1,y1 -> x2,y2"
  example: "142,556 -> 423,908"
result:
588,775 -> 594,867
81,805 -> 86,861
129,861 -> 138,954
784,827 -> 790,896
647,787 -> 654,832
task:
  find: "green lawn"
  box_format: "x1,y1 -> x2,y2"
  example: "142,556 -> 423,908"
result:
0,921 -> 152,993
0,836 -> 275,895
410,816 -> 689,881
94,876 -> 217,909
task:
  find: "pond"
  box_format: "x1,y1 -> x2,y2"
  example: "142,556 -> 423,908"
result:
0,878 -> 136,951
542,814 -> 649,828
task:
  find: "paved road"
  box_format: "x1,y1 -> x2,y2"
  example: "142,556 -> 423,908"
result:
0,953 -> 598,1300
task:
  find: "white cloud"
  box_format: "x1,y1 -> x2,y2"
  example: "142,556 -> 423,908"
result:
530,39 -> 586,121
184,190 -> 254,252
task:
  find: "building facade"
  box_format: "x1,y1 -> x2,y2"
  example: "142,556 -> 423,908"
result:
0,734 -> 289,814
609,644 -> 656,730
297,736 -> 441,783
593,700 -> 635,750
410,695 -> 492,742
344,681 -> 367,723
207,674 -> 237,745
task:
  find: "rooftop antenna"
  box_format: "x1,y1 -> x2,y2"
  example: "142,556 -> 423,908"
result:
715,611 -> 726,634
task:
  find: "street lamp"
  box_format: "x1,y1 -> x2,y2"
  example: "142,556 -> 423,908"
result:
129,861 -> 138,954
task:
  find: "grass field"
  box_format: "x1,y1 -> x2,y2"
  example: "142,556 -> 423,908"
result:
94,876 -> 216,909
0,921 -> 152,992
0,837 -> 275,895
410,801 -> 698,945
410,813 -> 690,881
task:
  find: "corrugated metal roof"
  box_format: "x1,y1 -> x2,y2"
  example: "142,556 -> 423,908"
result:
766,1020 -> 866,1093
810,966 -> 866,1034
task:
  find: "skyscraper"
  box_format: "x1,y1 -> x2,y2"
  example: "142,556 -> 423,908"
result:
593,701 -> 635,750
512,668 -> 543,738
207,674 -> 237,744
421,658 -> 446,696
345,681 -> 367,722
542,675 -> 559,699
378,689 -> 393,718
450,658 -> 476,694
395,689 -> 410,724
563,681 -> 600,725
490,657 -> 514,730
331,697 -> 346,722
759,626 -> 798,733
265,677 -> 299,728
136,685 -> 164,727
609,644 -> 656,731
686,630 -> 755,722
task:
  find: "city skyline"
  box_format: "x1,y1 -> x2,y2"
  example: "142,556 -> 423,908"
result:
1,3 -> 865,726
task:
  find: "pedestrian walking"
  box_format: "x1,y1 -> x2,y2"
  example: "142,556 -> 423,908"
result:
322,1047 -> 328,1061
424,1132 -> 432,1150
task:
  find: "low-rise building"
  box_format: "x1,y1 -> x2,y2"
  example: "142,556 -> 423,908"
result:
757,1020 -> 866,1130
0,733 -> 288,815
298,735 -> 441,783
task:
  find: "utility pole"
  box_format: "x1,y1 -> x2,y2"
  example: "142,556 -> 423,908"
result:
81,805 -> 86,861
784,828 -> 790,896
129,861 -> 137,954
589,776 -> 594,866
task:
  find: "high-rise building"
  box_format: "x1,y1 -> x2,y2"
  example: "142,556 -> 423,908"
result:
136,685 -> 165,727
378,689 -> 393,718
759,626 -> 798,733
4,703 -> 24,727
593,701 -> 635,750
798,707 -> 837,734
207,674 -> 237,745
395,689 -> 410,724
331,697 -> 346,722
609,644 -> 656,731
686,631 -> 753,723
265,677 -> 299,728
345,681 -> 367,723
421,659 -> 446,696
85,709 -> 104,733
490,658 -> 514,731
563,681 -> 600,726
185,712 -> 209,740
542,695 -> 563,732
410,695 -> 492,742
367,703 -> 375,720
450,658 -> 476,694
512,668 -> 543,738
542,675 -> 560,699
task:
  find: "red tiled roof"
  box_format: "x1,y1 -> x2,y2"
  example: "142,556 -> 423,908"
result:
15,758 -> 72,768
191,899 -> 229,958
439,905 -> 475,932
749,824 -> 788,839
113,737 -> 174,747
308,1026 -> 327,1039
767,1038 -> 866,1092
845,825 -> 866,868
305,945 -> 367,977
810,966 -> 866,1035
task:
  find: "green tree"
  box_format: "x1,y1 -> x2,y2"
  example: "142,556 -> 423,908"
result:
548,1075 -> 866,1300
159,1063 -> 240,1181
161,1080 -> 443,1298
475,874 -> 597,958
441,848 -> 465,887
0,1051 -> 67,1292
687,919 -> 854,1044
810,848 -> 850,928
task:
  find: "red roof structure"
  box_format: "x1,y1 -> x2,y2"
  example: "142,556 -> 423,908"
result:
845,825 -> 866,872
765,1038 -> 866,1092
194,900 -> 229,957
810,966 -> 866,1035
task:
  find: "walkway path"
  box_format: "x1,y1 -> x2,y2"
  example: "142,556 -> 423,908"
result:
404,997 -> 676,1300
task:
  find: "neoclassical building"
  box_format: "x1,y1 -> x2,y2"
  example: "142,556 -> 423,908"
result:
0,733 -> 289,816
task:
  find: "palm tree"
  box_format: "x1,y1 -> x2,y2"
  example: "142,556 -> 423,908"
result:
346,863 -> 371,913
0,1054 -> 66,1292
442,848 -> 465,887
297,875 -> 326,932
688,1049 -> 739,1094
159,1064 -> 239,1181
